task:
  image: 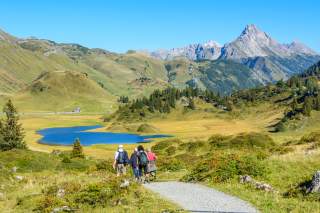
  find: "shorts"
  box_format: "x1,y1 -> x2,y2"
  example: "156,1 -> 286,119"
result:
117,164 -> 126,175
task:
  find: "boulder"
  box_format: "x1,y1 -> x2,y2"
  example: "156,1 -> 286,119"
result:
56,188 -> 65,198
239,175 -> 276,192
307,171 -> 320,193
120,180 -> 130,188
11,167 -> 17,173
51,150 -> 62,156
51,206 -> 72,213
254,182 -> 274,192
15,176 -> 24,181
239,175 -> 253,184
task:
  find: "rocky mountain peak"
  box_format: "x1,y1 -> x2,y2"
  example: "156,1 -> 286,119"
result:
203,40 -> 221,48
237,24 -> 275,46
286,40 -> 318,55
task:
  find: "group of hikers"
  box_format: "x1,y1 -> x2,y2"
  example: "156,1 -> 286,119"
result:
112,144 -> 157,183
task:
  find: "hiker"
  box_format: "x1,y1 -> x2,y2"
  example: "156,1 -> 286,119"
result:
129,147 -> 140,181
137,145 -> 149,183
113,144 -> 129,177
146,147 -> 157,180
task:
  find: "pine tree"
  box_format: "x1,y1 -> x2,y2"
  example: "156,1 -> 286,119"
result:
315,95 -> 320,111
0,100 -> 26,151
71,138 -> 84,158
188,98 -> 195,110
306,77 -> 318,95
291,97 -> 298,112
302,97 -> 313,116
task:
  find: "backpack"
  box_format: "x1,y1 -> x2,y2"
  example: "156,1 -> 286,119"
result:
117,151 -> 128,165
139,152 -> 148,166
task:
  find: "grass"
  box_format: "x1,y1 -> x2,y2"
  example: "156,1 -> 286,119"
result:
4,96 -> 320,212
0,150 -> 180,213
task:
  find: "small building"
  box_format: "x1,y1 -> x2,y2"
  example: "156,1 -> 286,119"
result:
73,107 -> 81,113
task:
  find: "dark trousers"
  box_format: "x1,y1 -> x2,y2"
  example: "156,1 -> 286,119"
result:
132,167 -> 139,178
139,164 -> 148,176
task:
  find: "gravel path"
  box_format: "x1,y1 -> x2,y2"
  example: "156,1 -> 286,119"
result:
143,181 -> 258,213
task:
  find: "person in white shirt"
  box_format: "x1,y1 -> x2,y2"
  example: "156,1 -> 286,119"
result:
113,144 -> 129,176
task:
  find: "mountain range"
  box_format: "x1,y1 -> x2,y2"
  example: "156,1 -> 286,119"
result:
150,24 -> 319,83
0,24 -> 319,111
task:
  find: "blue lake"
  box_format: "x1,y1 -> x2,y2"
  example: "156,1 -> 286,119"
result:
37,125 -> 171,146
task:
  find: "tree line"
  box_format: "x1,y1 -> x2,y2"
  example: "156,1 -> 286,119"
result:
116,86 -> 232,117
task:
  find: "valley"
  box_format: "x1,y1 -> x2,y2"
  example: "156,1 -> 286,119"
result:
1,18 -> 320,212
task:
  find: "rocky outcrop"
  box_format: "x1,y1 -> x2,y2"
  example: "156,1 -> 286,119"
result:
306,171 -> 320,193
240,175 -> 276,192
151,40 -> 222,60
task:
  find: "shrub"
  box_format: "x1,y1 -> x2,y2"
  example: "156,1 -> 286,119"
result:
209,133 -> 275,150
158,157 -> 185,172
269,146 -> 294,155
182,152 -> 267,183
35,195 -> 67,213
152,139 -> 182,154
166,146 -> 176,156
299,132 -> 320,144
74,178 -> 125,207
62,156 -> 71,163
71,138 -> 84,158
95,160 -> 114,172
184,141 -> 205,152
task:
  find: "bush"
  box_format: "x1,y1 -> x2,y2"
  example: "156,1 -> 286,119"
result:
95,160 -> 114,172
158,157 -> 185,172
209,133 -> 275,150
35,196 -> 67,213
62,156 -> 71,163
182,152 -> 267,183
180,141 -> 205,152
166,146 -> 176,156
299,132 -> 320,144
152,139 -> 182,154
74,178 -> 127,207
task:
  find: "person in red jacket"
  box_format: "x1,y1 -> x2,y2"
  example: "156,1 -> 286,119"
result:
146,147 -> 157,180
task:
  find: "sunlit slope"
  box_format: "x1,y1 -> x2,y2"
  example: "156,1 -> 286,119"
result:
12,71 -> 116,112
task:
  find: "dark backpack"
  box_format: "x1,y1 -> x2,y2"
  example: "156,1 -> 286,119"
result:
139,152 -> 148,166
117,151 -> 128,165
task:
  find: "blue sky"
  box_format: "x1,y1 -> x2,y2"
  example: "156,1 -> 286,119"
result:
0,0 -> 319,53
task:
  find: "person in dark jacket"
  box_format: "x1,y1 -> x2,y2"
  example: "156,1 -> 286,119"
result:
129,147 -> 140,181
137,145 -> 149,183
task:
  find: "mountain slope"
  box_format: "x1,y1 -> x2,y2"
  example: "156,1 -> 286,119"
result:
12,71 -> 116,112
165,59 -> 262,94
151,24 -> 320,84
151,40 -> 222,60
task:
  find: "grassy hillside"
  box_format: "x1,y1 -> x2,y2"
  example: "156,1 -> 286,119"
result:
0,149 -> 179,212
11,71 -> 116,112
0,30 -> 270,112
